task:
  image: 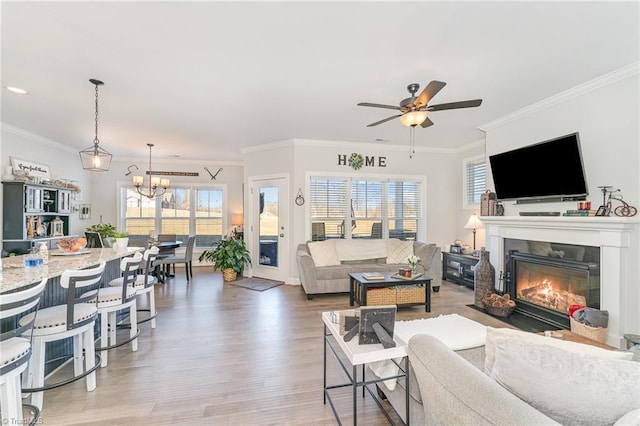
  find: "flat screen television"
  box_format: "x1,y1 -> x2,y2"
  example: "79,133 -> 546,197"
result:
489,132 -> 588,202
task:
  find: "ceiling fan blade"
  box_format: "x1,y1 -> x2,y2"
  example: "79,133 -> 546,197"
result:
420,117 -> 434,128
427,99 -> 483,111
414,80 -> 446,108
367,114 -> 401,127
358,102 -> 401,110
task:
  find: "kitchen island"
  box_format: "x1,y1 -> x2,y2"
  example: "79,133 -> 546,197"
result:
0,247 -> 145,374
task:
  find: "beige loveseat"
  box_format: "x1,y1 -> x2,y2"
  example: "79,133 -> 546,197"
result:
376,328 -> 640,425
296,239 -> 441,299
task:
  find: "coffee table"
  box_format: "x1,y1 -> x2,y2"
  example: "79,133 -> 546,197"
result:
349,272 -> 431,312
322,310 -> 410,425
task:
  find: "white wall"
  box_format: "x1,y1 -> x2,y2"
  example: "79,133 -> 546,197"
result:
1,126 -> 95,243
481,64 -> 640,216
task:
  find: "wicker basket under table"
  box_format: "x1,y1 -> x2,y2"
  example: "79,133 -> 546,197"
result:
396,285 -> 425,305
365,287 -> 396,306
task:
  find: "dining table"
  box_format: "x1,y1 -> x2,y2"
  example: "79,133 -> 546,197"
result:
151,240 -> 182,282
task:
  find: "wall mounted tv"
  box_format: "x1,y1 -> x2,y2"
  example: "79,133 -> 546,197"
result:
489,132 -> 588,202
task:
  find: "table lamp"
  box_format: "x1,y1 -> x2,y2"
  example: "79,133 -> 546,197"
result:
232,214 -> 244,232
464,214 -> 484,250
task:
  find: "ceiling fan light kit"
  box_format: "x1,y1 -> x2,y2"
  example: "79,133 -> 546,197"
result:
133,143 -> 170,198
79,79 -> 113,171
399,110 -> 428,127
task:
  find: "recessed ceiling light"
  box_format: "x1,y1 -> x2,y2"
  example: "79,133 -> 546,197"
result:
5,86 -> 29,95
374,138 -> 391,143
168,154 -> 181,158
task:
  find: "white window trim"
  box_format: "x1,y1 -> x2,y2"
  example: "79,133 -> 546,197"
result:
462,154 -> 486,210
305,171 -> 427,242
116,180 -> 228,240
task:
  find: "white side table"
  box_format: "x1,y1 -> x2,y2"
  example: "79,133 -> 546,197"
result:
322,310 -> 410,425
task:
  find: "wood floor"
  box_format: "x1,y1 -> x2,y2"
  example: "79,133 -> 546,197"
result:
35,268 -> 509,425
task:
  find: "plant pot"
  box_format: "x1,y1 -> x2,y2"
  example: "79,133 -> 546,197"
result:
222,268 -> 237,282
432,285 -> 440,293
115,237 -> 129,249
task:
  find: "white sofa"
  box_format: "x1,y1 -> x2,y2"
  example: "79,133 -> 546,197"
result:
295,239 -> 441,299
376,328 -> 640,425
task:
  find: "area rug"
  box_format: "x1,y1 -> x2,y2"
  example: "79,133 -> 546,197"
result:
230,277 -> 283,292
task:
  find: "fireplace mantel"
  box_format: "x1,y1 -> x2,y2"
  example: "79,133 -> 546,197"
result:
480,215 -> 639,347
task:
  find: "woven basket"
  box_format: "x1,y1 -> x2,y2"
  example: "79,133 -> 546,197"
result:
396,285 -> 425,304
366,287 -> 396,306
570,316 -> 608,343
222,268 -> 237,282
483,304 -> 515,318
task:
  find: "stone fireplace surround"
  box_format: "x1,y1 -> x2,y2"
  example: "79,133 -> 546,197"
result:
481,216 -> 639,348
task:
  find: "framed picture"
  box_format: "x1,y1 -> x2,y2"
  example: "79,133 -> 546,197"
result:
80,204 -> 91,219
358,305 -> 396,345
595,205 -> 610,216
450,245 -> 462,254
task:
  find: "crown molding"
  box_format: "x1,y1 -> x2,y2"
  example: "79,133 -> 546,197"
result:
478,62 -> 640,132
1,122 -> 78,154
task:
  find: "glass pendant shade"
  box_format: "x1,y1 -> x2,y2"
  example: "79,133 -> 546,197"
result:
80,79 -> 112,171
399,110 -> 428,127
79,142 -> 112,172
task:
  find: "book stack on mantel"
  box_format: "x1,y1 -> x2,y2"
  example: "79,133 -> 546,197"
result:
563,210 -> 597,217
362,272 -> 385,280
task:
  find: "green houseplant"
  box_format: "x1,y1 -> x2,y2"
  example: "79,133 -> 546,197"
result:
198,237 -> 251,281
86,222 -> 117,247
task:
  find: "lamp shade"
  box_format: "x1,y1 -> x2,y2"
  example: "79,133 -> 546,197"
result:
464,214 -> 484,230
399,110 -> 428,127
232,214 -> 244,227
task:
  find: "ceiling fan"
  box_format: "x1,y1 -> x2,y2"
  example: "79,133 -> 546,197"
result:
357,80 -> 482,128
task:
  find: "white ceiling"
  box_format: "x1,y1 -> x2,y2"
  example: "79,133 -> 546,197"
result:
2,1 -> 638,162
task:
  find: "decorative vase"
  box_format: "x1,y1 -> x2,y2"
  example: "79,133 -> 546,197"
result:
474,249 -> 495,308
222,268 -> 237,282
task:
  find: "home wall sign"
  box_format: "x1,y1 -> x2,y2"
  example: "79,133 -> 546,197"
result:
146,171 -> 199,177
338,153 -> 387,170
10,157 -> 51,178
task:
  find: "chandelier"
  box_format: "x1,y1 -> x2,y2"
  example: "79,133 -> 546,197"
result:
79,79 -> 112,171
133,144 -> 169,198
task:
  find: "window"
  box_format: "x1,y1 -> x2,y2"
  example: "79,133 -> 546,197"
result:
121,185 -> 225,248
463,155 -> 486,209
309,175 -> 424,241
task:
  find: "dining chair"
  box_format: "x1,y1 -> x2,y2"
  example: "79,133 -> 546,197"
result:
160,235 -> 196,281
157,234 -> 177,275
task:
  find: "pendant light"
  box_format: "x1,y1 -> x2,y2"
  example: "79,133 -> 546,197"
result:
79,79 -> 112,171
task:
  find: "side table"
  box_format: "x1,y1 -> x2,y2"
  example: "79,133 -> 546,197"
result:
322,310 -> 410,425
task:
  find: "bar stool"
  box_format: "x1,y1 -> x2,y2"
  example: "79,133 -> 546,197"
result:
87,253 -> 142,367
109,247 -> 160,328
20,262 -> 105,412
0,278 -> 47,425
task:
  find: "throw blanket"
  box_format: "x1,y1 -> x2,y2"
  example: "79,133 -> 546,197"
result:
370,314 -> 486,391
335,239 -> 387,261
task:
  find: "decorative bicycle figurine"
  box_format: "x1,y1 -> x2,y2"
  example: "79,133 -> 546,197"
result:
597,186 -> 637,217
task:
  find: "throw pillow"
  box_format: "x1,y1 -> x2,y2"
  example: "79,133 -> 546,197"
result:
307,240 -> 340,267
386,239 -> 414,264
491,339 -> 640,425
484,326 -> 633,374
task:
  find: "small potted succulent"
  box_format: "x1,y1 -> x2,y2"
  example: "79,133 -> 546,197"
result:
199,236 -> 251,281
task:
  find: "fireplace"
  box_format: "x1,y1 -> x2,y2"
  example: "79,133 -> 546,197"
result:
507,250 -> 600,329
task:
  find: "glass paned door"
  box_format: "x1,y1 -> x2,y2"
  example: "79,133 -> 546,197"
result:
251,176 -> 289,282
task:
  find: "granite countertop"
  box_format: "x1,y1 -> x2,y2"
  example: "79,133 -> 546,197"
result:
0,247 -> 145,293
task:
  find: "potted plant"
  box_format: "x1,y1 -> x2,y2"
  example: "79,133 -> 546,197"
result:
86,222 -> 117,247
113,231 -> 129,249
198,237 -> 251,282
